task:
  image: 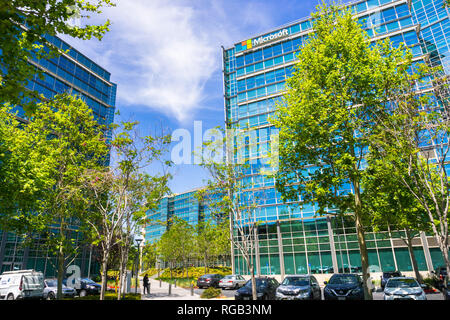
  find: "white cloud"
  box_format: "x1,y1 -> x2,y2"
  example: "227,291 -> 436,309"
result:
61,0 -> 274,122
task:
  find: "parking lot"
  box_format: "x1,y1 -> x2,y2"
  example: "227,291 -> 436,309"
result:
194,286 -> 446,300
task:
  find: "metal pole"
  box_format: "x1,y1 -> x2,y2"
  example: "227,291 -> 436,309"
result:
135,245 -> 139,295
87,245 -> 93,279
168,283 -> 172,296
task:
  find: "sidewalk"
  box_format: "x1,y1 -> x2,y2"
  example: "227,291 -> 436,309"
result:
140,277 -> 202,300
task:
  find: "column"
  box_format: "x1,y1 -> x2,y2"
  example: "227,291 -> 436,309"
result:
254,227 -> 261,276
276,220 -> 285,279
327,216 -> 339,274
420,232 -> 434,272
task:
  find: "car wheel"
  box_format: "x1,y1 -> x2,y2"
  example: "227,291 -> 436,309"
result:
47,292 -> 56,300
7,294 -> 14,300
79,290 -> 87,297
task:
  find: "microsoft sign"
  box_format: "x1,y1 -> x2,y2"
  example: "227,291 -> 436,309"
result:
241,29 -> 290,50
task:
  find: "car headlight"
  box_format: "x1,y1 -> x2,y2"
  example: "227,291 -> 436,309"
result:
297,289 -> 309,295
257,293 -> 264,297
414,291 -> 424,296
384,291 -> 392,296
351,288 -> 362,294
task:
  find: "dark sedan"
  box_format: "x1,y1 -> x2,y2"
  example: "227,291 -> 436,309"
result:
323,274 -> 364,300
63,278 -> 101,297
381,271 -> 402,290
197,274 -> 223,289
235,277 -> 279,300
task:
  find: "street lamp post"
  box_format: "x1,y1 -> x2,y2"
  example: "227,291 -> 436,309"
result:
134,238 -> 143,295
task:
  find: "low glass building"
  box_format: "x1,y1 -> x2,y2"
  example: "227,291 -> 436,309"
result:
0,35 -> 117,277
222,0 -> 450,277
145,189 -> 224,244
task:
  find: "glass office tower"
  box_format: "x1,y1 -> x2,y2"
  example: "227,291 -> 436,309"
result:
145,189 -> 224,244
222,0 -> 450,277
0,35 -> 117,277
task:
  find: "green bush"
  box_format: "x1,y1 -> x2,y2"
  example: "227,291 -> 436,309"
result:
200,287 -> 222,299
140,267 -> 161,277
423,277 -> 436,287
92,275 -> 101,283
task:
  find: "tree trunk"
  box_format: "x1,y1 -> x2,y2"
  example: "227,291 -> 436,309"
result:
56,244 -> 65,300
186,261 -> 189,279
405,229 -> 422,283
353,178 -> 373,300
100,251 -> 109,300
250,264 -> 257,300
437,236 -> 450,281
56,220 -> 66,300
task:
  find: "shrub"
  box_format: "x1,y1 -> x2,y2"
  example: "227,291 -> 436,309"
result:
200,287 -> 222,299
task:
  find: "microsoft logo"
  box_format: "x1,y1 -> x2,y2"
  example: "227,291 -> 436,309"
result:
241,29 -> 290,51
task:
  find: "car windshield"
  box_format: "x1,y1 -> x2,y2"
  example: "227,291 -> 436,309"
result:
82,279 -> 96,284
328,275 -> 358,285
46,280 -> 57,287
282,277 -> 309,286
245,279 -> 267,288
386,278 -> 419,288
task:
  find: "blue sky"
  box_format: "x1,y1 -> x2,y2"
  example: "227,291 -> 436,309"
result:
62,0 -> 323,194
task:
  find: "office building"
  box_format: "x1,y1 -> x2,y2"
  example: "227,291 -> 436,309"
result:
222,0 -> 449,278
0,35 -> 117,277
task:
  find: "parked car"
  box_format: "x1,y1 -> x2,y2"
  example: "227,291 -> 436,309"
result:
442,276 -> 450,300
380,271 -> 402,290
218,275 -> 246,290
383,277 -> 427,300
0,269 -> 44,300
197,274 -> 223,289
431,266 -> 448,290
323,274 -> 364,300
63,278 -> 101,297
235,277 -> 279,300
276,275 -> 321,300
43,279 -> 76,300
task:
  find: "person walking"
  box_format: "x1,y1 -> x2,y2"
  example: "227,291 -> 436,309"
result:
143,274 -> 150,295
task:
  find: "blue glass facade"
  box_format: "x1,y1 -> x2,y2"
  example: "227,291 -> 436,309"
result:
145,189 -> 224,244
0,35 -> 117,277
223,0 -> 450,276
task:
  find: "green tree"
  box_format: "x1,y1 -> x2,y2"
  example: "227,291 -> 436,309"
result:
200,127 -> 260,300
195,220 -> 217,274
141,242 -> 158,271
271,4 -> 412,299
0,106 -> 54,232
20,94 -> 109,299
363,157 -> 430,282
0,0 -> 114,111
158,217 -> 195,279
369,60 -> 450,279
